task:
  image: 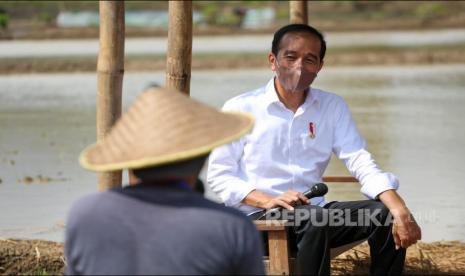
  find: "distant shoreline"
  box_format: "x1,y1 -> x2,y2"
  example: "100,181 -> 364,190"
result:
1,45 -> 464,75
2,16 -> 465,41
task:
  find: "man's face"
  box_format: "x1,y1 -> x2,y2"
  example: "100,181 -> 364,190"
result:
269,32 -> 324,92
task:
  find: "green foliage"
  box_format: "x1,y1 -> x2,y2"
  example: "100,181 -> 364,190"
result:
275,6 -> 289,20
201,4 -> 220,25
1,0 -> 464,30
217,12 -> 241,27
37,11 -> 53,24
242,1 -> 264,8
0,13 -> 8,29
34,268 -> 49,276
414,3 -> 447,22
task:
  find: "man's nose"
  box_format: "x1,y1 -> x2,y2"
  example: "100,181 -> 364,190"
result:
291,58 -> 304,69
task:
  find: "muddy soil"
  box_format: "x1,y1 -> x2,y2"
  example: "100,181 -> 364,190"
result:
332,241 -> 465,275
1,239 -> 464,275
0,239 -> 64,275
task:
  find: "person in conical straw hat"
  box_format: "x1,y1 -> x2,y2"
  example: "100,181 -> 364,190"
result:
65,87 -> 265,275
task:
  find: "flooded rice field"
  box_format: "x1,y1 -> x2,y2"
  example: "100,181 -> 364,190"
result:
0,65 -> 464,242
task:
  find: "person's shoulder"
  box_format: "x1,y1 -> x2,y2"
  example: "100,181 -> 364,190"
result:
194,197 -> 258,240
67,192 -> 118,224
312,87 -> 346,104
312,87 -> 350,112
223,84 -> 268,112
69,192 -> 100,212
184,195 -> 256,231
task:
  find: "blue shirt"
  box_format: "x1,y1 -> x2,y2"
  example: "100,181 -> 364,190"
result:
65,183 -> 265,275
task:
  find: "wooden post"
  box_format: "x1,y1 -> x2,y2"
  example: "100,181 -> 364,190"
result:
255,220 -> 291,275
254,220 -> 295,275
166,0 -> 192,95
96,1 -> 125,191
289,0 -> 308,24
268,230 -> 290,275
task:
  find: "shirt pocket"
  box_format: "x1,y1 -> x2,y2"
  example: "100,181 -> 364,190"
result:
298,123 -> 332,155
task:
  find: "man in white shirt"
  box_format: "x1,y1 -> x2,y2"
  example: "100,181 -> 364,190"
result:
207,24 -> 421,275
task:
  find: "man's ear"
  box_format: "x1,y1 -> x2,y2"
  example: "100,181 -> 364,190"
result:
268,52 -> 277,71
317,61 -> 324,73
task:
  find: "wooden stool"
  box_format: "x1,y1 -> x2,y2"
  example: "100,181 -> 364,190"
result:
254,220 -> 366,275
254,220 -> 293,275
254,176 -> 363,275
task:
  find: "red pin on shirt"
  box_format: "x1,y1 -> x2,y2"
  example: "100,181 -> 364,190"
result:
309,122 -> 315,139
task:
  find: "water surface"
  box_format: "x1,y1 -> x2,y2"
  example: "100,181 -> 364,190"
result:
1,29 -> 465,58
1,65 -> 464,242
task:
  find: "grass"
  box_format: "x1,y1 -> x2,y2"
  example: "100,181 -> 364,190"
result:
1,239 -> 464,275
34,268 -> 50,276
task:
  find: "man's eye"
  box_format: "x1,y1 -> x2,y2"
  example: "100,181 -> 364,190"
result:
306,59 -> 316,64
285,56 -> 296,60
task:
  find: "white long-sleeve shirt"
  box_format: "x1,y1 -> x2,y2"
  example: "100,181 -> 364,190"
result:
207,78 -> 399,215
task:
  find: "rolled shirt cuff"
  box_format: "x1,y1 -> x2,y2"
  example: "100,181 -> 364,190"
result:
221,180 -> 257,207
360,172 -> 399,200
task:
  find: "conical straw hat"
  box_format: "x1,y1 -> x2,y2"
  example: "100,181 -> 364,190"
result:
79,87 -> 254,172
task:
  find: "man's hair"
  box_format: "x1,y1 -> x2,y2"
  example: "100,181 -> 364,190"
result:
271,24 -> 326,62
133,154 -> 208,181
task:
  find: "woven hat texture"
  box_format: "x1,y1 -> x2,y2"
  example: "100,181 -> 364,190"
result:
80,87 -> 254,171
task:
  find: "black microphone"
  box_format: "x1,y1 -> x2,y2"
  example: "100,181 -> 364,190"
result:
255,183 -> 329,220
302,182 -> 328,199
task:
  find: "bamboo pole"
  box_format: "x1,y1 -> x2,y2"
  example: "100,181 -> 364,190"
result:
96,1 -> 125,191
289,0 -> 308,24
165,0 -> 192,95
128,1 -> 193,185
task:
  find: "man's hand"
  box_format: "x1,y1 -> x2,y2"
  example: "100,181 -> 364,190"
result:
242,189 -> 309,210
378,189 -> 422,249
262,190 -> 309,210
392,211 -> 422,249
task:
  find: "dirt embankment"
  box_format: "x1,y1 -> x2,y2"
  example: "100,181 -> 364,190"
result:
1,6 -> 465,75
1,239 -> 464,275
1,44 -> 464,75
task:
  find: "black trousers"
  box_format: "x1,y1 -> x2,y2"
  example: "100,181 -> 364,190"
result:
251,200 -> 406,275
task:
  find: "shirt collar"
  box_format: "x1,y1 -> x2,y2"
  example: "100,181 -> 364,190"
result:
302,87 -> 319,110
263,78 -> 281,107
264,77 -> 320,110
